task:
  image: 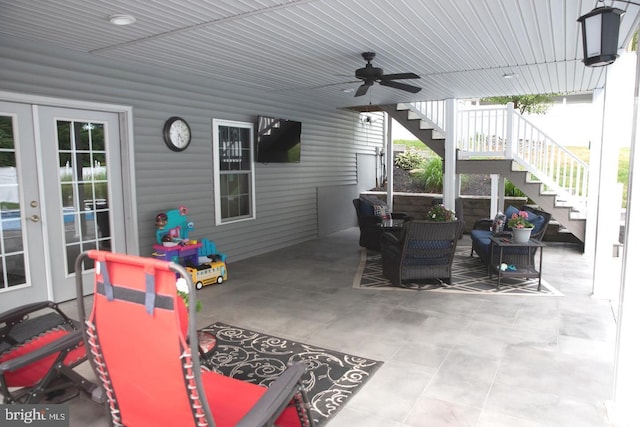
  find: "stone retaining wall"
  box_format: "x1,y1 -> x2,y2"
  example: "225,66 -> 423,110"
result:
360,192 -> 581,244
360,192 -> 528,233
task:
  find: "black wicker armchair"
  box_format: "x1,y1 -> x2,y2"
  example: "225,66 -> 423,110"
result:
353,197 -> 411,251
380,220 -> 464,287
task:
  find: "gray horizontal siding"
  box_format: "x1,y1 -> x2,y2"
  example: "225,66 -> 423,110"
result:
0,35 -> 383,262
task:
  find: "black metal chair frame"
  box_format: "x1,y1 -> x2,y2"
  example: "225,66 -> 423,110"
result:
0,301 -> 99,404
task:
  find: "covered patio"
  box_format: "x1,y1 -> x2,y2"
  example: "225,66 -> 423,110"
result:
0,0 -> 638,425
63,230 -> 615,426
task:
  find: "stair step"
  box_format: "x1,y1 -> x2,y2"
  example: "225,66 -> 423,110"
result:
389,103 -> 587,244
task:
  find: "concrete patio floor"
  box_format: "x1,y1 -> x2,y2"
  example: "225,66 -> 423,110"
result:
63,228 -> 618,426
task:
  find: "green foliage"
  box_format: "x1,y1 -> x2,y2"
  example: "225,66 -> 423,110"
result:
618,147 -> 630,208
0,116 -> 17,168
482,94 -> 557,115
504,180 -> 526,198
394,149 -> 425,170
410,157 -> 443,193
60,172 -> 109,207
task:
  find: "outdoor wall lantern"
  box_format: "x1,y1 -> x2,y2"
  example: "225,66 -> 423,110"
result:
578,1 -> 626,67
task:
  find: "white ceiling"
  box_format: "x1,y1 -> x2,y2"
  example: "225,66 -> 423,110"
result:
1,0 -> 639,110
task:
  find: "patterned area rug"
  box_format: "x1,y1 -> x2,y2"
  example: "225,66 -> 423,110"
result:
354,246 -> 562,295
200,322 -> 382,426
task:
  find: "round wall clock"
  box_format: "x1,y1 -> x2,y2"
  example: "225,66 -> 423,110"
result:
163,116 -> 192,152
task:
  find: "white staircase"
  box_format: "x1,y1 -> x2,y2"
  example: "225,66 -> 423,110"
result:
381,101 -> 588,243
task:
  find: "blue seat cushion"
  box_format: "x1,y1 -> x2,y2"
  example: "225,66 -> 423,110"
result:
470,229 -> 492,257
471,228 -> 532,258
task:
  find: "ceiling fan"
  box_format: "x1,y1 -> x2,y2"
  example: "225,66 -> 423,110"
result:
354,52 -> 422,97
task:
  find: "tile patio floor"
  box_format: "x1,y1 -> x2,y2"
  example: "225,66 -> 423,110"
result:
63,228 -> 618,426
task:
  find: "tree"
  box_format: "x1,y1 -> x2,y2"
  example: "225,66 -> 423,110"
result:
481,94 -> 556,115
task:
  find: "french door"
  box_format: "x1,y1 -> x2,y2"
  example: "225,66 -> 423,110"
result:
0,102 -> 127,310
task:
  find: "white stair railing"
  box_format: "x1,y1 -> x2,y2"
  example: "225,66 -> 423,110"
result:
407,101 -> 589,210
399,101 -> 447,136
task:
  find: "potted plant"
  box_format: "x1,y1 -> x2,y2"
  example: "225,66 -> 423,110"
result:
426,204 -> 456,222
507,210 -> 534,243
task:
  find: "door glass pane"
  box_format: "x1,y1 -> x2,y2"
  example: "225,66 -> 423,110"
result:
0,115 -> 27,290
57,120 -> 111,275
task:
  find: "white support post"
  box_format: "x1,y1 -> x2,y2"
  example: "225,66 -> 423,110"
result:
505,102 -> 514,159
498,175 -> 505,212
584,88 -> 604,258
443,99 -> 457,211
489,174 -> 506,218
490,174 -> 499,217
591,52 -> 634,300
385,113 -> 394,211
609,48 -> 640,427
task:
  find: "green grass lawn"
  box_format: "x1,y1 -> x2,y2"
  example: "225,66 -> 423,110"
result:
566,145 -> 630,207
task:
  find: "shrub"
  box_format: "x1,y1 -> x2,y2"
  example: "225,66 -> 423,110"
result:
394,150 -> 425,170
505,179 -> 527,198
410,157 -> 443,193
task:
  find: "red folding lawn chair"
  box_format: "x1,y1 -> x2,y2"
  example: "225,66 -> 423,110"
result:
75,250 -> 313,427
0,301 -> 99,403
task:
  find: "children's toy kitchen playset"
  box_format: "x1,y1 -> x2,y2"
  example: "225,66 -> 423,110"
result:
152,206 -> 227,289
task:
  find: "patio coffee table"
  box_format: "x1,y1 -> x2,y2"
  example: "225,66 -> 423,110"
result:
378,219 -> 404,230
489,236 -> 545,290
377,219 -> 405,238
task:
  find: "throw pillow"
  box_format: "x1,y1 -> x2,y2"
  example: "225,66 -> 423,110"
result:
361,195 -> 391,219
527,211 -> 546,235
358,198 -> 375,217
373,204 -> 391,220
491,211 -> 507,234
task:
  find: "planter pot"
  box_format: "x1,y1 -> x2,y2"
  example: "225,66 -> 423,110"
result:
512,227 -> 533,243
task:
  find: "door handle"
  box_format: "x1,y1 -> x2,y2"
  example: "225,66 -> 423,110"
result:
28,214 -> 40,223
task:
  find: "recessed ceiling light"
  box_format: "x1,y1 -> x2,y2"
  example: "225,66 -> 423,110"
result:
342,88 -> 355,93
503,73 -> 517,79
109,14 -> 136,26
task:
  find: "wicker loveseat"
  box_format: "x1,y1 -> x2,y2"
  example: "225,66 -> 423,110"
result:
470,205 -> 551,269
380,220 -> 464,287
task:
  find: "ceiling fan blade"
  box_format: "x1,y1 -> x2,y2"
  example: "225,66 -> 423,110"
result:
354,82 -> 371,96
379,80 -> 422,93
380,72 -> 420,80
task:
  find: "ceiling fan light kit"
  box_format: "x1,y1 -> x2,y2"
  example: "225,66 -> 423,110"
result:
353,52 -> 421,97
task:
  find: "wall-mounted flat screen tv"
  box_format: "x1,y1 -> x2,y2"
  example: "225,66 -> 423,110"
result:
255,116 -> 301,163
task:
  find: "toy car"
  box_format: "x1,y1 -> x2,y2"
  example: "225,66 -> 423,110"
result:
185,260 -> 227,290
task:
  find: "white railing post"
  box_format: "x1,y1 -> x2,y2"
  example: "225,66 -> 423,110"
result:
505,102 -> 514,159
